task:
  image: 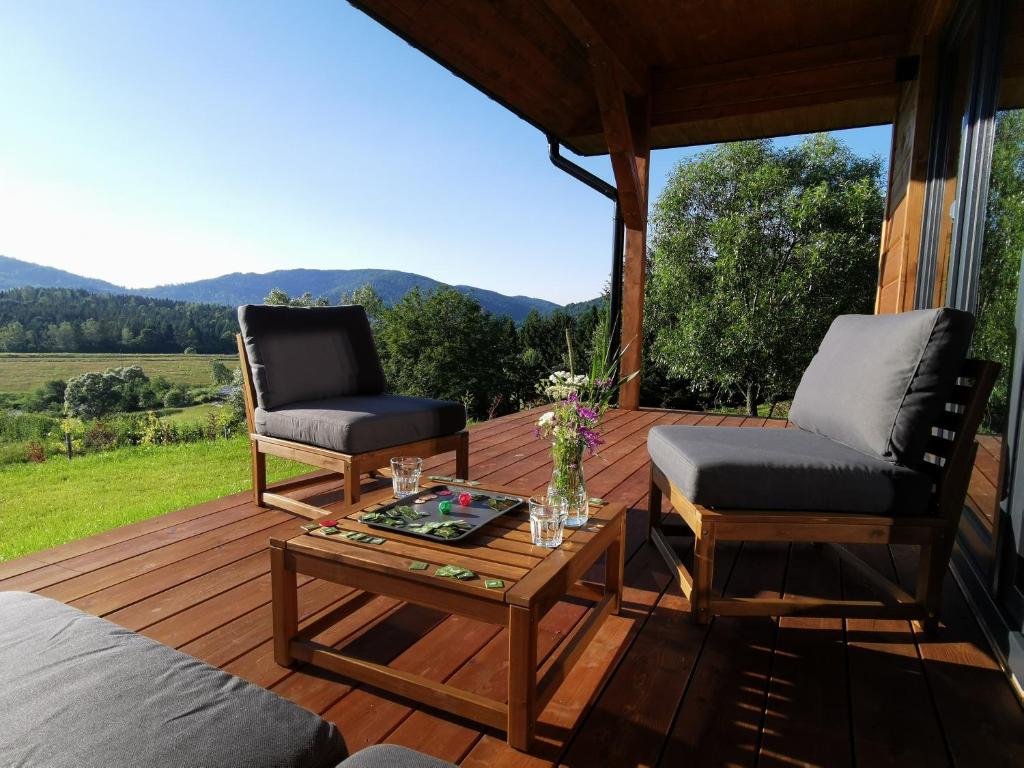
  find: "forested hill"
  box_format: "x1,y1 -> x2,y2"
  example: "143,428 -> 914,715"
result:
139,268 -> 561,322
0,287 -> 238,353
0,256 -> 564,323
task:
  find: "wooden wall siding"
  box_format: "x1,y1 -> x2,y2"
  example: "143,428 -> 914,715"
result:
875,9 -> 950,314
3,406 -> 1024,766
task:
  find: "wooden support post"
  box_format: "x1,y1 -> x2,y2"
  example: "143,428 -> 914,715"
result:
618,97 -> 650,410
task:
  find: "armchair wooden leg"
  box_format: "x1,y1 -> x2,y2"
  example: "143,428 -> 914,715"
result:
251,442 -> 266,507
456,432 -> 470,480
648,464 -> 663,537
916,528 -> 953,633
692,524 -> 715,624
344,459 -> 361,508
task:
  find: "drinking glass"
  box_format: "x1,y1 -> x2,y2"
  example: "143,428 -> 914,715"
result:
390,457 -> 423,497
529,495 -> 567,548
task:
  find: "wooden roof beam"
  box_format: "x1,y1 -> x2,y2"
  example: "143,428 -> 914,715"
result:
589,49 -> 647,229
543,0 -> 649,96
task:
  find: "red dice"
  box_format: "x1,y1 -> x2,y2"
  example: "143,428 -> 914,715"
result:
458,492 -> 473,506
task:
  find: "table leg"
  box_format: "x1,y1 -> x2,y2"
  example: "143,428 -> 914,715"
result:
507,605 -> 537,750
271,543 -> 298,667
606,512 -> 626,614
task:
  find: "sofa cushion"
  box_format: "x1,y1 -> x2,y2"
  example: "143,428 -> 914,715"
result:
339,745 -> 456,768
0,591 -> 347,768
788,308 -> 974,466
256,394 -> 467,455
647,426 -> 934,516
238,304 -> 386,410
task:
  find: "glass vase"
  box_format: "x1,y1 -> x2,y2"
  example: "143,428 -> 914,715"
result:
548,439 -> 588,528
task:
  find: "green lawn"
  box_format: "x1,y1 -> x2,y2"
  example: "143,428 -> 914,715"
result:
0,437 -> 307,562
0,353 -> 237,394
157,402 -> 224,423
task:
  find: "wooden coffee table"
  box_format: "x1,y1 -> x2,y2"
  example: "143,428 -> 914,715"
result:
269,481 -> 626,750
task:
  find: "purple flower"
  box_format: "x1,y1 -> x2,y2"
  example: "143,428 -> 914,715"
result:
577,405 -> 599,422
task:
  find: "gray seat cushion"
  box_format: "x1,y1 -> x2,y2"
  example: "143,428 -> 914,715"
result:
0,591 -> 347,768
789,308 -> 974,466
339,745 -> 456,768
647,426 -> 934,516
256,394 -> 467,455
238,304 -> 386,410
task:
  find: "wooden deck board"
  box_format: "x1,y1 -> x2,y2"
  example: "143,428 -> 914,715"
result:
2,407 -> 1022,766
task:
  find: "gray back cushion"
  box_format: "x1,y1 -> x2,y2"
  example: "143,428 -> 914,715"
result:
789,308 -> 974,466
238,304 -> 386,409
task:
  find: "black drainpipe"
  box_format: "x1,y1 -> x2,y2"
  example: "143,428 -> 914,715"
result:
547,137 -> 624,370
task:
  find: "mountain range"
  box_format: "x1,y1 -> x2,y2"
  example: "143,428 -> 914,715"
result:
0,256 -> 589,322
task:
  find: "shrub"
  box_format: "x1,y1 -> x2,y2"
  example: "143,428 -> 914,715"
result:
26,440 -> 46,463
0,411 -> 59,442
163,385 -> 192,409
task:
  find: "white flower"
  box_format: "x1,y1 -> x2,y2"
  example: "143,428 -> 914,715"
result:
537,411 -> 555,426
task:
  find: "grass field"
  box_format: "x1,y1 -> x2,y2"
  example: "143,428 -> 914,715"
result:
0,353 -> 237,394
157,402 -> 224,423
0,437 -> 307,561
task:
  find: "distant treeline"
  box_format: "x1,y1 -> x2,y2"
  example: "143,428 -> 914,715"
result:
0,287 -> 238,353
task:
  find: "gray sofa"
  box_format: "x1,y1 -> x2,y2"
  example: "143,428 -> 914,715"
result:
0,591 -> 454,768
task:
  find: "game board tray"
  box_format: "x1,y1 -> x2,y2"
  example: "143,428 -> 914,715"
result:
358,485 -> 526,543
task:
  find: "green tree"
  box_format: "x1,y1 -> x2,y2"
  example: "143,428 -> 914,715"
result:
210,360 -> 233,385
163,385 -> 192,409
0,321 -> 28,351
645,135 -> 884,415
264,288 -> 329,307
975,110 -> 1024,431
64,366 -> 151,418
375,287 -> 519,419
340,284 -> 386,327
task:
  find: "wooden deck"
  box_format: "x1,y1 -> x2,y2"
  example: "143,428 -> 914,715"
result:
3,407 -> 1023,767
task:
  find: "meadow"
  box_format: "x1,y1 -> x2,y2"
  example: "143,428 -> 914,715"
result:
0,352 -> 237,394
0,436 -> 306,561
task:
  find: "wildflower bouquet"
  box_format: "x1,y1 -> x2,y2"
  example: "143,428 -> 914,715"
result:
535,322 -> 637,526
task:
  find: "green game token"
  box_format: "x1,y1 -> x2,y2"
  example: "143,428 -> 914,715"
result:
321,526 -> 340,535
589,498 -> 605,506
301,522 -> 320,531
409,561 -> 429,571
368,536 -> 386,545
467,480 -> 482,487
484,579 -> 504,589
434,564 -> 476,580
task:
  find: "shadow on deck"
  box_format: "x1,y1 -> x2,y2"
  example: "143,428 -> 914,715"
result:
2,407 -> 1022,766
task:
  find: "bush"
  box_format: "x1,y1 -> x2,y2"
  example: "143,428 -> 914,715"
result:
0,411 -> 59,442
163,385 -> 192,409
65,366 -> 151,418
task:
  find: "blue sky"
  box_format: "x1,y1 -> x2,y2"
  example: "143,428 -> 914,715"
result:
0,1 -> 892,305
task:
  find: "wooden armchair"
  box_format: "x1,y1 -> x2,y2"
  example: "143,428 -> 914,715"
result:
647,308 -> 996,630
236,304 -> 469,520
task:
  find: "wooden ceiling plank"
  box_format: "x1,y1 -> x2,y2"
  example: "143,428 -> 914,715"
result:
654,57 -> 903,117
653,33 -> 905,92
543,0 -> 649,96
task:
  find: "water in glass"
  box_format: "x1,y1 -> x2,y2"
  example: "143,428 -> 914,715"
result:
529,496 -> 567,548
390,456 -> 422,497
